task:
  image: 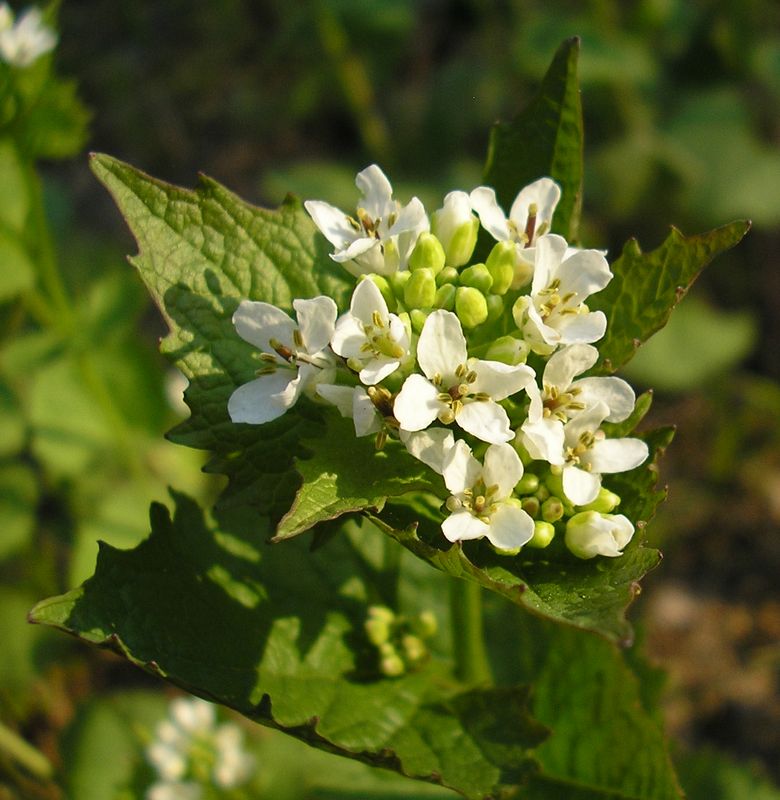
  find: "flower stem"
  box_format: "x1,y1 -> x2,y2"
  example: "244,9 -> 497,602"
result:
0,720 -> 53,780
450,578 -> 492,685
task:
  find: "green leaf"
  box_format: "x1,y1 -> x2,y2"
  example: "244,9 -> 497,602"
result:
19,77 -> 90,160
32,493 -> 549,800
0,137 -> 30,233
0,226 -> 35,300
591,222 -> 751,374
90,153 -> 352,520
275,416 -> 445,541
0,463 -> 38,560
675,747 -> 780,800
483,37 -> 583,241
370,426 -> 673,645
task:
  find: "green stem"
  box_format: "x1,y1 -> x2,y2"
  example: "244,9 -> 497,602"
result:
450,578 -> 492,685
0,720 -> 53,780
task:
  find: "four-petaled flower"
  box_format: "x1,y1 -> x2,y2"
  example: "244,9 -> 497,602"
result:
441,440 -> 535,553
228,297 -> 337,425
393,310 -> 535,444
304,164 -> 428,277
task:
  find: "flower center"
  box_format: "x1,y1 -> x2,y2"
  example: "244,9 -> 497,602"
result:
359,310 -> 405,359
432,363 -> 489,424
542,385 -> 586,421
446,478 -> 500,523
564,429 -> 604,468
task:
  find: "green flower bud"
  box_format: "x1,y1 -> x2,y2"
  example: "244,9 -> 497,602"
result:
444,218 -> 479,266
379,642 -> 406,677
431,193 -> 479,267
401,634 -> 427,663
521,496 -> 540,518
544,472 -> 564,498
485,293 -> 504,323
408,232 -> 446,274
578,487 -> 621,513
362,274 -> 396,312
404,267 -> 437,309
514,473 -> 539,495
455,286 -> 488,328
433,283 -> 457,311
365,618 -> 391,646
512,295 -> 530,329
511,436 -> 534,466
413,610 -> 438,639
511,251 -> 534,290
484,335 -> 529,366
410,308 -> 430,334
485,241 -> 515,295
541,496 -> 564,523
459,263 -> 493,294
436,266 -> 459,286
389,269 -> 411,299
527,520 -> 556,549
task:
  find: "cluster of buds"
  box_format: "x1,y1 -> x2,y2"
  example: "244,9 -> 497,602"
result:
364,605 -> 437,677
228,166 -> 649,560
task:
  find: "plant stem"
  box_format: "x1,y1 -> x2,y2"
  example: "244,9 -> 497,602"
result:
0,720 -> 54,780
450,578 -> 492,685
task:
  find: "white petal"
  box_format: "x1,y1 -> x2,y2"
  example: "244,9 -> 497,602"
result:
232,301 -> 295,353
486,504 -> 535,552
333,235 -> 381,263
586,438 -> 649,474
417,310 -> 467,382
353,389 -> 382,436
523,299 -> 561,348
355,164 -> 394,221
482,443 -> 524,500
432,190 -> 473,248
456,399 -> 513,444
530,234 -> 568,296
330,314 -> 367,359
304,200 -> 357,249
543,344 -> 598,390
359,356 -> 399,385
563,402 -> 610,449
400,428 -> 455,474
442,439 -> 481,495
508,178 -> 561,242
294,296 -> 337,354
171,698 -> 214,733
565,511 -> 634,559
442,511 -> 490,542
520,418 -> 565,465
572,376 -> 636,422
525,380 -> 544,424
227,371 -> 297,424
562,465 -> 601,506
350,278 -> 388,326
393,374 -> 442,431
316,384 -> 355,417
557,249 -> 612,300
469,359 -> 535,402
387,196 -> 429,238
556,310 -> 608,345
469,186 -> 510,241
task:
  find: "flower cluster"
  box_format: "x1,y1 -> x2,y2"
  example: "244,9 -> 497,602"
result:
0,3 -> 56,68
145,697 -> 254,800
229,166 -> 649,560
364,605 -> 437,677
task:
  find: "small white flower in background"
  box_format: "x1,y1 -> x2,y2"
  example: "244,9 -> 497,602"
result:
330,278 -> 410,384
228,296 -> 337,425
304,164 -> 428,277
145,698 -> 254,800
393,309 -> 535,444
0,3 -> 57,68
559,402 -> 649,506
441,440 -> 535,553
512,233 -> 612,354
565,510 -> 635,558
520,344 -> 636,464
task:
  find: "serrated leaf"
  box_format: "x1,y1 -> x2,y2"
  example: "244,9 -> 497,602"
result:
90,153 -> 352,522
275,416 -> 445,541
483,37 -> 583,241
591,222 -> 750,375
370,427 -> 673,645
32,493 -> 549,800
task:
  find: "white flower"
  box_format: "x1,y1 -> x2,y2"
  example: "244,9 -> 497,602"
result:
146,781 -> 202,800
213,725 -> 255,789
520,344 -> 636,464
228,297 -> 337,425
441,440 -> 534,553
399,427 -> 455,474
0,4 -> 56,68
331,278 -> 409,384
393,309 -> 535,444
304,165 -> 428,277
560,402 -> 649,506
565,511 -> 635,558
512,234 -> 612,353
430,190 -> 479,267
315,383 -> 383,437
470,177 -> 560,247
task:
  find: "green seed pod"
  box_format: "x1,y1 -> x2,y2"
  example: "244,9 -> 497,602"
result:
459,262 -> 493,294
404,267 -> 437,309
433,283 -> 457,311
436,266 -> 459,286
408,232 -> 446,274
579,487 -> 621,513
485,241 -> 516,295
541,496 -> 565,523
514,473 -> 540,495
455,286 -> 488,328
485,293 -> 504,323
484,335 -> 530,366
527,520 -> 556,549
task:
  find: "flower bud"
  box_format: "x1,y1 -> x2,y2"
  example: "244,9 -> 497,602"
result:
514,473 -> 539,495
511,436 -> 534,465
431,190 -> 479,267
485,293 -> 504,324
362,274 -> 396,312
379,642 -> 406,677
511,251 -> 534,290
521,496 -> 540,518
401,634 -> 427,663
408,232 -> 446,274
365,618 -> 391,646
579,487 -> 621,513
484,335 -> 529,366
413,610 -> 438,638
404,267 -> 436,309
459,263 -> 493,294
541,496 -> 564,523
410,308 -> 430,334
433,283 -> 456,311
527,520 -> 556,549
565,511 -> 635,559
455,286 -> 488,328
389,269 -> 411,299
485,241 -> 515,295
436,266 -> 459,286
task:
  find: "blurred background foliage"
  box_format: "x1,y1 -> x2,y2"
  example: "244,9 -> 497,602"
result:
1,0 -> 779,797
